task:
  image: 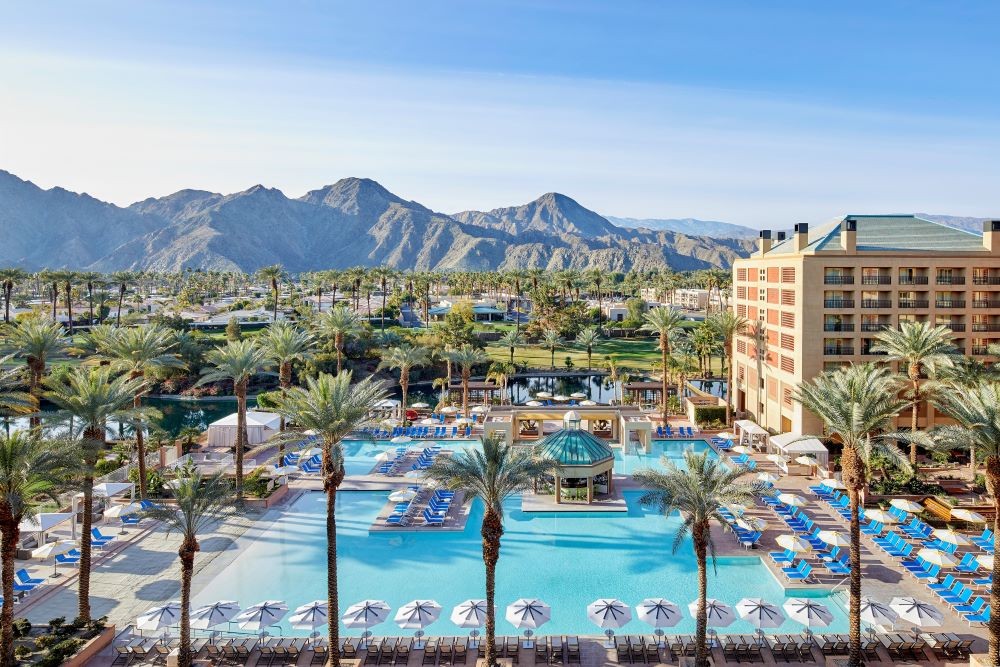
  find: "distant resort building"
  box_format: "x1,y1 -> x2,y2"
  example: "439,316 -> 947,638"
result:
427,300 -> 506,322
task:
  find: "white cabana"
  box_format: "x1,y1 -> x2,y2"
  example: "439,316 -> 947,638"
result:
206,411 -> 281,448
768,433 -> 829,468
734,420 -> 769,450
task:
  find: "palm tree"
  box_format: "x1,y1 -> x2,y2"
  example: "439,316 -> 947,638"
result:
707,311 -> 749,425
426,435 -> 555,667
486,361 -> 515,405
45,366 -> 146,621
318,306 -> 365,373
89,325 -> 184,499
0,355 -> 35,415
144,472 -> 230,667
2,318 -> 69,425
0,431 -> 73,667
378,345 -> 428,417
575,326 -> 601,370
371,266 -> 395,331
447,346 -> 489,418
257,264 -> 285,322
198,340 -> 267,499
871,321 -> 956,463
111,271 -> 136,325
540,329 -> 564,370
584,268 -> 605,325
497,329 -> 524,365
931,383 -> 1000,663
635,451 -> 756,667
794,364 -> 908,667
640,307 -> 687,422
0,269 -> 26,324
260,322 -> 315,434
270,372 -> 387,667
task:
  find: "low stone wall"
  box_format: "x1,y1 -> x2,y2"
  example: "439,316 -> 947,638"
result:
66,624 -> 115,667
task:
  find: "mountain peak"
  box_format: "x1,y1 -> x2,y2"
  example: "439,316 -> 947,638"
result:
299,177 -> 410,214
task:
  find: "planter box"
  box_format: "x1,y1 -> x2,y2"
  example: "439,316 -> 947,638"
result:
243,482 -> 290,509
64,624 -> 115,667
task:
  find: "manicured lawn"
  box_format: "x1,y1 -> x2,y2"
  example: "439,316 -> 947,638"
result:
485,336 -> 720,373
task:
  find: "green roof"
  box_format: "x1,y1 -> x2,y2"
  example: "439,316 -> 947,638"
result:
765,215 -> 987,255
535,428 -> 614,466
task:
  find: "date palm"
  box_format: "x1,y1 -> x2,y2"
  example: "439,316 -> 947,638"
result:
794,364 -> 908,667
378,345 -> 428,417
45,366 -> 147,621
257,264 -> 285,322
707,311 -> 748,425
143,472 -> 230,667
270,372 -> 386,667
0,269 -> 26,324
2,318 -> 69,425
111,271 -> 137,325
426,435 -> 555,667
318,306 -> 365,373
0,355 -> 34,415
0,431 -> 73,667
371,266 -> 395,331
497,329 -> 524,365
640,307 -> 687,422
198,341 -> 267,499
447,346 -> 489,418
486,361 -> 515,405
89,325 -> 184,498
260,322 -> 315,434
540,329 -> 564,370
871,321 -> 956,463
635,451 -> 757,667
575,326 -> 601,371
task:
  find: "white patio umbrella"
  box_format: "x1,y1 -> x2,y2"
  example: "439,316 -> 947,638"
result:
455,417 -> 473,425
858,597 -> 897,632
391,436 -> 412,444
404,470 -> 425,479
570,392 -> 587,399
137,602 -> 182,633
820,478 -> 846,490
265,465 -> 297,477
470,405 -> 488,414
731,445 -> 751,454
190,601 -> 241,630
343,600 -> 391,647
889,597 -> 943,632
290,601 -> 329,631
580,400 -> 598,406
300,447 -> 323,458
794,455 -> 818,466
977,554 -> 994,569
951,508 -> 987,523
374,451 -> 394,462
412,403 -> 430,409
419,418 -> 436,425
782,599 -> 833,641
389,489 -> 418,502
889,498 -> 923,513
737,517 -> 768,532
235,600 -> 289,631
862,509 -> 897,525
688,599 -> 735,627
635,598 -> 681,646
451,599 -> 489,646
525,401 -> 543,407
441,406 -> 460,414
776,534 -> 812,553
931,528 -> 971,547
105,502 -> 140,518
756,472 -> 779,484
506,599 -> 551,646
777,493 -> 808,507
587,598 -> 632,646
817,530 -> 850,548
553,395 -> 569,402
916,548 -> 959,568
736,598 -> 785,644
31,540 -> 76,576
535,392 -> 552,399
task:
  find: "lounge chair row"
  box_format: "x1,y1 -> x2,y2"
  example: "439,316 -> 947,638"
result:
654,425 -> 697,438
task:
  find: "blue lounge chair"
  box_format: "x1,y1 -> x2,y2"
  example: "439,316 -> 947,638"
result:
768,548 -> 796,564
860,520 -> 883,536
972,574 -> 993,586
121,514 -> 141,526
955,552 -> 981,574
15,570 -> 43,586
956,597 -> 988,615
928,574 -> 957,594
55,552 -> 80,566
781,561 -> 811,581
823,555 -> 850,576
422,509 -> 445,526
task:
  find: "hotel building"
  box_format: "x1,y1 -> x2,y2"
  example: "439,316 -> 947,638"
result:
731,215 -> 1000,435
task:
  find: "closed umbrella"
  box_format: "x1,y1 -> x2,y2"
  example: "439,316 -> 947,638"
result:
889,498 -> 923,513
777,493 -> 807,507
687,599 -> 735,627
820,478 -> 846,490
889,597 -> 943,633
31,540 -> 76,577
343,600 -> 391,647
506,599 -> 551,647
587,598 -> 632,646
776,534 -> 812,553
782,598 -> 833,641
290,601 -> 329,631
817,530 -> 850,548
931,528 -> 971,547
858,597 -> 897,632
137,602 -> 182,633
951,508 -> 987,524
451,600 -> 489,647
235,600 -> 289,631
635,598 -> 681,647
190,601 -> 241,631
917,548 -> 959,568
736,598 -> 785,645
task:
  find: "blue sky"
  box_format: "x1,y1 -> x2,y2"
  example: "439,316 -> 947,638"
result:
1,1 -> 998,226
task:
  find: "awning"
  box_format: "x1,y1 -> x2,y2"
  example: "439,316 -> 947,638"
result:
768,433 -> 829,465
19,512 -> 73,533
734,420 -> 768,436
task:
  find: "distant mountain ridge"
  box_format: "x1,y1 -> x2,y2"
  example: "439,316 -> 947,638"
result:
604,215 -> 759,239
0,170 -> 754,272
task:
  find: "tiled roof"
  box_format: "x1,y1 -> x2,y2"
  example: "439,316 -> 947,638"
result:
764,215 -> 987,255
535,428 -> 614,466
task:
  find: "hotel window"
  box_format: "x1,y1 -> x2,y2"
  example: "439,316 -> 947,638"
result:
781,267 -> 795,283
767,288 -> 779,304
780,311 -> 795,328
758,289 -> 766,302
737,286 -> 747,299
737,304 -> 747,317
767,377 -> 778,399
767,309 -> 779,325
767,267 -> 779,282
759,269 -> 766,281
767,330 -> 779,347
782,386 -> 793,407
780,290 -> 795,306
780,355 -> 794,373
736,339 -> 747,355
780,333 -> 794,350
737,268 -> 748,281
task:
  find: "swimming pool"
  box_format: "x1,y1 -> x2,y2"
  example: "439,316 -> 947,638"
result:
614,439 -> 718,475
194,490 -> 846,638
342,440 -> 482,476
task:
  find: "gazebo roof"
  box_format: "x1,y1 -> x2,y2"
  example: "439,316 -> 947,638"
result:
536,428 -> 614,467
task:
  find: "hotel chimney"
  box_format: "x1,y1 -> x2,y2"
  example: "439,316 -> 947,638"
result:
757,229 -> 772,256
841,217 -> 857,254
985,220 -> 1000,254
793,223 -> 809,252
776,231 -> 787,242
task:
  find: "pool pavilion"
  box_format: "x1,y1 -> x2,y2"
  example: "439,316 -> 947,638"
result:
534,411 -> 617,504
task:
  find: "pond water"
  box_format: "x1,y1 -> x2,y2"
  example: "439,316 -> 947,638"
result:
406,375 -> 631,406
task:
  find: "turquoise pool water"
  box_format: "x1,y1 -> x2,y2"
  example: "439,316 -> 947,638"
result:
193,490 -> 847,638
341,440 -> 482,476
614,439 -> 717,475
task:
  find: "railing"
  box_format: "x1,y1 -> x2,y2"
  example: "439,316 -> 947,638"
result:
823,323 -> 854,332
861,276 -> 892,285
861,299 -> 892,308
935,300 -> 966,308
972,323 -> 1000,332
898,275 -> 929,285
898,299 -> 929,308
824,300 -> 854,308
823,346 -> 854,355
944,323 -> 967,332
972,346 -> 990,355
862,348 -> 888,356
936,276 -> 965,285
973,300 -> 1000,308
823,276 -> 854,285
973,276 -> 1000,285
859,323 -> 889,332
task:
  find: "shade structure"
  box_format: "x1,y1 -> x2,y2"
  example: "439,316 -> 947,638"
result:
858,597 -> 897,628
137,602 -> 182,632
570,392 -> 587,399
505,599 -> 551,630
782,599 -> 833,630
388,489 -> 418,502
525,401 -> 543,407
105,502 -> 141,518
862,509 -> 897,525
889,598 -> 943,629
404,470 -> 425,479
776,534 -> 812,552
777,493 -> 807,507
343,600 -> 391,630
889,498 -> 923,513
441,406 -> 460,414
395,600 -> 442,630
235,601 -> 289,631
635,598 -> 682,629
19,512 -> 73,534
820,478 -> 846,490
766,454 -> 790,464
190,601 -> 241,630
412,403 -> 430,409
470,405 -> 488,414
731,445 -> 751,454
951,508 -> 987,523
756,472 -> 779,484
451,600 -> 489,628
290,601 -> 330,631
916,548 -> 958,568
31,540 -> 75,560
817,530 -> 850,548
391,436 -> 412,444
931,528 -> 971,546
736,598 -> 785,630
587,599 -> 632,629
794,455 -> 818,466
535,392 -> 553,399
688,599 -> 735,627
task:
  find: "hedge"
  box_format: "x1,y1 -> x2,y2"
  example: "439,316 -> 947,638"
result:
692,405 -> 727,426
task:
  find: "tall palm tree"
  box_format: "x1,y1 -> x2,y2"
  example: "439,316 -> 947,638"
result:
45,366 -> 146,621
584,268 -> 605,324
270,372 -> 387,667
426,435 -> 555,667
447,346 -> 489,418
318,306 -> 365,373
575,326 -> 601,371
794,364 -> 908,667
707,311 -> 748,425
89,325 -> 184,499
198,340 -> 267,499
635,451 -> 756,667
0,355 -> 35,415
378,345 -> 428,417
497,329 -> 524,365
931,383 -> 1000,663
111,271 -> 137,325
371,266 -> 395,331
486,361 -> 515,405
540,329 -> 564,370
260,322 -> 315,434
871,321 -> 956,463
640,307 -> 687,422
2,318 -> 69,426
0,431 -> 73,667
257,264 -> 285,322
144,472 -> 230,667
0,268 -> 26,324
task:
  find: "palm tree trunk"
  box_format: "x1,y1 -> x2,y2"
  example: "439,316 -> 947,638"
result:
79,473 -> 94,621
134,389 -> 148,500
3,282 -> 10,323
87,282 -> 95,324
272,282 -> 278,322
65,281 -> 73,333
843,446 -> 863,667
324,447 -> 344,667
335,334 -> 344,374
179,544 -> 196,667
401,374 -> 409,419
987,456 -> 1000,665
725,345 -> 733,425
0,520 -> 19,667
279,362 -> 291,434
462,371 -> 470,419
509,346 -> 514,364
694,531 -> 709,667
910,376 -> 919,464
117,284 -> 125,325
381,289 -> 387,331
482,508 -> 503,667
660,335 -> 669,423
235,381 -> 247,500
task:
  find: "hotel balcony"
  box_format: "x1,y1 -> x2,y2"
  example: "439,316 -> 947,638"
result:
972,346 -> 990,355
935,299 -> 966,308
898,275 -> 929,285
823,322 -> 854,332
859,322 -> 889,332
861,299 -> 891,309
898,299 -> 930,308
973,300 -> 1000,308
971,323 -> 1000,332
823,346 -> 854,355
824,299 -> 854,308
973,276 -> 1000,285
823,275 -> 855,285
936,276 -> 966,285
860,275 -> 892,285
942,323 -> 967,332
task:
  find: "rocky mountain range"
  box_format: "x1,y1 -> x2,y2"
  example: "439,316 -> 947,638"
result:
0,170 -> 755,273
604,215 -> 759,239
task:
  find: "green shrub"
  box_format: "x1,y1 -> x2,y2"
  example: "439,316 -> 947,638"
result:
870,475 -> 945,496
692,405 -> 727,426
255,390 -> 281,410
12,618 -> 32,639
94,458 -> 121,476
14,645 -> 31,659
37,638 -> 85,667
243,467 -> 270,498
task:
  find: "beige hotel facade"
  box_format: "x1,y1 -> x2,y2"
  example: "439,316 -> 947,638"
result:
731,215 -> 1000,436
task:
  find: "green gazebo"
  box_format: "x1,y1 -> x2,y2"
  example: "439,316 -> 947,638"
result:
536,411 -> 615,504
